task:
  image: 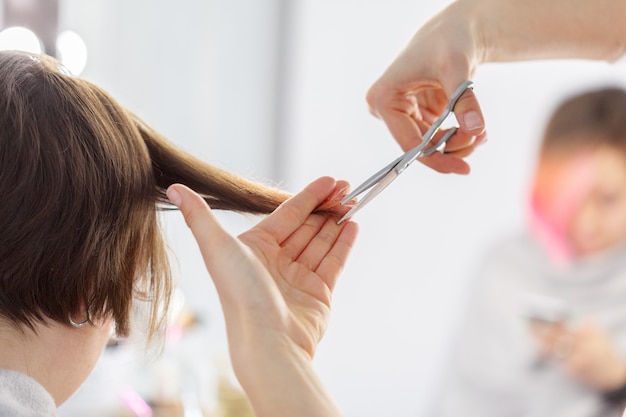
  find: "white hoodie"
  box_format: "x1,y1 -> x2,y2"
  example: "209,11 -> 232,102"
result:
429,233 -> 626,417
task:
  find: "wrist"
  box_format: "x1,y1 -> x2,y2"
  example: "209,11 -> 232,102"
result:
229,331 -> 308,384
449,0 -> 490,66
456,0 -> 626,63
229,335 -> 343,417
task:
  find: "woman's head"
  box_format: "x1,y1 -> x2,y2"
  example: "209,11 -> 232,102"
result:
0,50 -> 293,339
0,51 -> 169,337
530,87 -> 626,260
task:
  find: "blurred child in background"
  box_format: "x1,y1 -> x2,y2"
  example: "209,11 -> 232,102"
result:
429,87 -> 626,417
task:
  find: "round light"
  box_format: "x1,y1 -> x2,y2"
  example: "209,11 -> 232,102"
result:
56,30 -> 88,75
0,26 -> 43,54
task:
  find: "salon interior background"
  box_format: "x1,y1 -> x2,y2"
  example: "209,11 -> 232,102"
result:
3,1 -> 626,416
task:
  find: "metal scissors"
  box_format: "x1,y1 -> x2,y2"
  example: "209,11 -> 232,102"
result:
337,80 -> 474,224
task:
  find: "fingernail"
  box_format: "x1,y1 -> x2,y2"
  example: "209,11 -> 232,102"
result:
166,187 -> 181,207
463,111 -> 484,131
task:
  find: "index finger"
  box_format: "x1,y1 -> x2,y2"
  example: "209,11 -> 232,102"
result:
257,176 -> 338,243
376,106 -> 425,152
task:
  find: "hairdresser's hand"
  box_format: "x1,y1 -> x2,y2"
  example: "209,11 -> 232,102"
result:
167,177 -> 356,417
366,3 -> 486,175
367,0 -> 626,175
531,320 -> 626,391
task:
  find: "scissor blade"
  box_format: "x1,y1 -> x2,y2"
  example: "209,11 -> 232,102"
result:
339,79 -> 475,223
420,127 -> 457,157
340,154 -> 404,205
337,169 -> 399,224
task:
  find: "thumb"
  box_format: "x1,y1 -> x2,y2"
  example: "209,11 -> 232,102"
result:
168,183 -> 282,320
166,183 -> 237,277
455,87 -> 485,135
437,52 -> 485,135
443,81 -> 485,136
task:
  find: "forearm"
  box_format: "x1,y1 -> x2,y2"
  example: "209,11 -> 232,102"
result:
230,333 -> 344,417
457,0 -> 626,63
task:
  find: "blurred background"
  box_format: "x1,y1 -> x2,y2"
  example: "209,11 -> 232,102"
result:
2,0 -> 626,416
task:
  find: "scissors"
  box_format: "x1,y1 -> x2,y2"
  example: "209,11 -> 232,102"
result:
337,80 -> 474,224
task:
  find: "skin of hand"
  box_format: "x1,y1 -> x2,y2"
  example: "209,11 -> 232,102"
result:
166,177 -> 358,417
530,320 -> 626,391
367,0 -> 626,174
366,1 -> 486,175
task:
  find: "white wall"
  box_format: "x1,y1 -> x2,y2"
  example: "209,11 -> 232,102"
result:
49,1 -> 626,417
281,2 -> 626,416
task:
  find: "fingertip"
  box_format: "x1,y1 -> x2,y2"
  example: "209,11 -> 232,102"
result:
475,132 -> 488,146
305,176 -> 340,203
446,161 -> 471,175
166,183 -> 214,226
461,111 -> 484,132
454,89 -> 485,134
344,220 -> 360,240
166,184 -> 183,207
455,164 -> 471,175
315,176 -> 338,189
167,183 -> 202,211
421,153 -> 471,175
315,180 -> 352,212
333,221 -> 359,256
335,179 -> 350,190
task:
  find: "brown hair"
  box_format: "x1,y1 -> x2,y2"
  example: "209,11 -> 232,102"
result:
0,51 -> 293,338
542,87 -> 626,152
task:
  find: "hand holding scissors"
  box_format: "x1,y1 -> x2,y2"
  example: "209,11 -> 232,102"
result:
338,80 -> 475,224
